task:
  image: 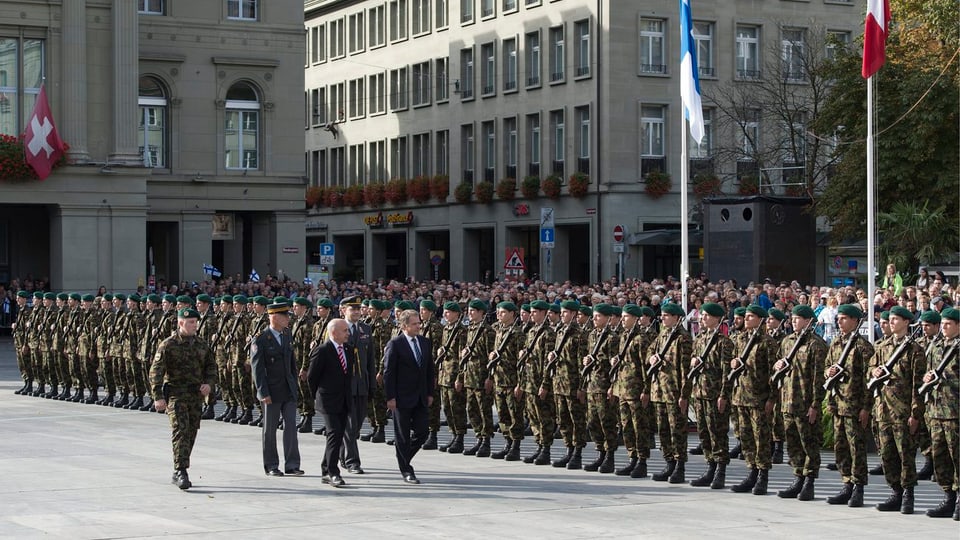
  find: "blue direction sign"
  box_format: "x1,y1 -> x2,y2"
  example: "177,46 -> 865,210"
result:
540,228 -> 555,247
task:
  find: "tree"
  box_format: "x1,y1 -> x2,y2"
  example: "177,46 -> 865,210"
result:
877,201 -> 958,273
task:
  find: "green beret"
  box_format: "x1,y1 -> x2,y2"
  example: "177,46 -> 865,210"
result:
176,295 -> 193,305
745,304 -> 768,318
395,300 -> 416,311
232,294 -> 248,304
549,304 -> 561,313
622,304 -> 643,317
45,292 -> 57,300
919,310 -> 941,324
640,306 -> 656,318
879,310 -> 890,320
33,291 -> 44,299
69,293 -> 81,302
368,299 -> 387,311
837,304 -> 863,319
560,300 -> 580,312
520,303 -> 531,312
115,293 -> 129,302
733,307 -> 747,317
16,290 -> 29,298
443,301 -> 461,313
316,298 -> 334,308
196,294 -> 213,304
530,300 -> 550,311
127,294 -> 141,303
274,296 -> 291,305
177,307 -> 200,319
940,307 -> 959,322
497,301 -> 518,312
701,302 -> 725,317
361,299 -> 371,306
611,306 -> 622,316
791,305 -> 815,319
420,299 -> 437,311
468,299 -> 487,311
56,293 -> 68,301
578,305 -> 592,316
162,294 -> 176,303
220,295 -> 233,304
289,296 -> 309,308
768,308 -> 786,321
889,306 -> 913,321
253,296 -> 269,306
81,294 -> 95,302
661,303 -> 685,317
593,303 -> 616,316
102,293 -> 113,301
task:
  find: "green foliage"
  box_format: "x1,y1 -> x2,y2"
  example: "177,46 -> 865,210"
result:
877,201 -> 958,270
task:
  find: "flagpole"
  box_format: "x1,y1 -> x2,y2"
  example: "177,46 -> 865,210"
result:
680,115 -> 689,320
865,76 -> 876,344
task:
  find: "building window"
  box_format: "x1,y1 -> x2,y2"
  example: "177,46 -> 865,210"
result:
349,12 -> 366,54
413,132 -> 431,177
573,19 -> 590,77
736,25 -> 760,79
311,87 -> 327,125
224,81 -> 260,170
311,25 -> 327,64
526,112 -> 540,176
504,0 -> 517,12
138,76 -> 167,168
329,18 -> 346,59
330,146 -> 346,186
640,105 -> 665,175
460,47 -> 474,99
349,143 -> 365,185
782,28 -> 806,81
480,42 -> 496,96
412,61 -> 431,106
227,0 -> 257,20
413,0 -> 431,35
826,31 -> 850,60
390,66 -> 409,111
390,0 -> 409,42
369,72 -> 386,115
329,81 -> 345,122
461,0 -> 474,24
435,57 -> 449,102
503,116 -> 517,179
693,21 -> 714,77
549,109 -> 564,175
435,130 -> 449,175
739,109 -> 760,158
689,108 -> 712,158
549,25 -> 565,82
525,30 -> 541,87
575,105 -> 589,174
481,0 -> 495,18
461,123 -> 475,183
390,136 -> 408,178
501,38 -> 518,92
138,0 -> 164,15
482,120 -> 496,182
639,19 -> 665,74
525,0 -> 541,6
311,149 -> 325,185
348,78 -> 365,118
369,4 -> 386,48
436,0 -> 448,29
0,37 -> 43,137
369,140 -> 386,182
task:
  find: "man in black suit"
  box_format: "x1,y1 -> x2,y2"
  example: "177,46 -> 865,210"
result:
307,318 -> 352,487
383,309 -> 435,484
251,302 -> 302,477
339,296 -> 376,474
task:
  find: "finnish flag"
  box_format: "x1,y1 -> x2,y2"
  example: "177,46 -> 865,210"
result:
249,269 -> 261,283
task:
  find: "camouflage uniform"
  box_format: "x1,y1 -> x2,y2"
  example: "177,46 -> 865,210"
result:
729,327 -> 777,471
77,304 -> 101,397
121,308 -> 144,401
685,326 -> 734,465
27,299 -> 46,392
50,303 -> 71,394
197,307 -> 219,410
925,335 -> 959,497
524,321 -> 557,449
552,321 -> 587,448
13,298 -> 32,388
38,301 -> 59,393
583,326 -> 619,452
290,311 -> 314,417
768,327 -> 788,448
825,330 -> 875,486
437,319 -> 468,436
367,316 -> 391,431
214,308 -> 237,411
777,328 -> 828,478
139,309 -> 164,401
648,324 -> 693,462
460,320 -> 496,438
491,321 -> 526,441
420,316 -> 444,433
97,307 -> 117,398
610,324 -> 652,461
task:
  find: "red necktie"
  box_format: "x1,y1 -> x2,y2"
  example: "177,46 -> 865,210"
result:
337,344 -> 347,374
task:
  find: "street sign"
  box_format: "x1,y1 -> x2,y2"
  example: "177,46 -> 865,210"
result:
613,243 -> 625,253
504,248 -> 526,270
540,227 -> 555,247
319,242 -> 335,265
613,224 -> 625,243
540,207 -> 555,228
540,207 -> 555,248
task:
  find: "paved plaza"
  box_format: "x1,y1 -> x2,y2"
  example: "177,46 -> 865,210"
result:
0,337 -> 955,538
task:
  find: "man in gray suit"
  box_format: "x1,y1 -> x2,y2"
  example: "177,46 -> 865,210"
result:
340,296 -> 376,474
252,302 -> 302,476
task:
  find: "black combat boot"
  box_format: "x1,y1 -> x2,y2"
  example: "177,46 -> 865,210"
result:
566,446 -> 583,470
463,436 -> 483,456
729,441 -> 742,460
114,393 -> 129,408
235,407 -> 253,425
710,463 -> 726,489
421,431 -> 438,450
689,443 -> 704,455
23,380 -> 35,396
869,463 -> 884,475
730,468 -> 759,493
583,449 -> 606,472
849,484 -> 865,507
371,426 -> 386,443
43,384 -> 58,399
250,407 -> 264,427
751,469 -> 769,495
598,451 -> 616,474
475,436 -> 492,458
139,397 -> 154,411
534,444 -> 552,465
553,446 -> 574,468
298,415 -> 313,433
32,383 -> 46,397
925,490 -> 957,518
797,476 -> 815,501
313,426 -> 326,435
668,461 -> 685,483
214,405 -> 229,421
71,388 -> 86,403
360,428 -> 376,441
917,455 -> 934,481
172,468 -> 192,490
14,380 -> 26,395
616,456 -> 638,476
652,460 -> 676,481
901,486 -> 914,514
771,441 -> 784,465
223,405 -> 239,422
778,475 -> 805,498
85,389 -> 99,404
200,403 -> 215,420
876,487 -> 903,511
57,386 -> 71,400
690,462 -> 716,487
505,439 -> 523,462
524,445 -> 543,464
827,482 -> 853,505
491,439 -> 512,460
631,459 -> 648,478
439,433 -> 458,452
446,434 -> 465,454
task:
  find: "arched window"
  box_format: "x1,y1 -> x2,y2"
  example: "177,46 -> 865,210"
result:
138,76 -> 167,168
224,81 -> 260,170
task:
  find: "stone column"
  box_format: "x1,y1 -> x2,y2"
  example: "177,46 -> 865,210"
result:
110,0 -> 143,164
61,1 -> 89,162
181,211 -> 215,283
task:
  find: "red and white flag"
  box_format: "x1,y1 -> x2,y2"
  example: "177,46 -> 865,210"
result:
23,85 -> 66,180
861,0 -> 890,78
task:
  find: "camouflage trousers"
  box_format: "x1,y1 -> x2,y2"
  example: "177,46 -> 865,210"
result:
99,354 -> 115,394
166,395 -> 202,469
70,352 -> 84,389
783,412 -> 822,478
56,351 -> 71,388
428,387 -> 442,432
216,359 -> 235,407
927,417 -> 959,492
495,387 -> 525,440
44,350 -> 61,388
140,357 -> 154,399
525,390 -> 556,446
734,406 -> 772,470
619,398 -> 652,459
297,377 -> 315,416
233,364 -> 255,408
918,420 -> 932,457
833,414 -> 870,485
465,387 -> 494,437
112,356 -> 129,395
16,347 -> 32,381
440,385 -> 468,435
654,400 -> 687,462
82,353 -> 99,393
586,392 -> 619,452
30,348 -> 45,385
128,358 -> 148,397
367,382 -> 387,428
878,420 -> 918,489
555,394 -> 588,448
693,398 -> 729,464
772,405 -> 785,442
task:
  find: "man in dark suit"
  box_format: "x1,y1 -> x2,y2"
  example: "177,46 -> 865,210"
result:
252,303 -> 302,476
383,309 -> 435,484
339,296 -> 376,474
307,318 -> 352,487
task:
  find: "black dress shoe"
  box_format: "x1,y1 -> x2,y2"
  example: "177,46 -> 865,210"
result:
314,427 -> 327,436
284,468 -> 305,476
265,468 -> 284,477
346,466 -> 365,474
403,472 -> 421,485
328,475 -> 345,487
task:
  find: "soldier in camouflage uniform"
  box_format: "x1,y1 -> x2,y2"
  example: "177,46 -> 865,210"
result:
870,305 -> 925,514
609,304 -> 653,478
95,295 -> 116,404
685,302 -> 734,488
488,302 -> 526,461
76,294 -> 101,404
117,294 -> 143,408
109,294 -> 131,407
27,292 -> 47,396
39,292 -> 60,398
824,304 -> 875,507
521,300 -> 557,465
418,300 -> 444,449
134,295 -> 163,410
214,296 -> 238,421
50,293 -> 73,400
728,306 -> 747,459
61,293 -> 83,402
581,303 -> 619,474
437,301 -> 468,453
240,296 -> 270,426
195,294 -> 218,419
150,307 -> 218,490
548,304 -> 561,328
646,302 -> 692,483
773,305 -> 828,501
551,300 -> 587,469
766,308 -> 788,464
458,299 -> 496,457
289,297 -> 315,431
230,295 -> 254,422
914,310 -> 942,481
921,307 -> 959,519
361,300 -> 391,442
13,291 -> 33,395
728,304 -> 777,495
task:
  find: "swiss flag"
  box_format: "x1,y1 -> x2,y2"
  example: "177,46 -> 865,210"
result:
23,85 -> 66,180
861,0 -> 890,79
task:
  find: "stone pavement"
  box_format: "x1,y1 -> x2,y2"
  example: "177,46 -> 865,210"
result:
0,337 -> 955,539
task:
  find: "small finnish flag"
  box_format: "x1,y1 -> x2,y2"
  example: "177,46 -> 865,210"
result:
249,269 -> 261,282
303,277 -> 314,285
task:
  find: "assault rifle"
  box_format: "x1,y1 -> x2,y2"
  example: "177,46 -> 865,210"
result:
686,327 -> 721,383
517,323 -> 548,375
771,325 -> 813,389
435,314 -> 465,364
544,323 -> 575,377
918,339 -> 957,401
579,326 -> 611,389
727,325 -> 764,384
486,324 -> 516,372
865,336 -> 915,395
823,326 -> 863,393
645,322 -> 682,380
609,324 -> 641,382
458,321 -> 488,372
